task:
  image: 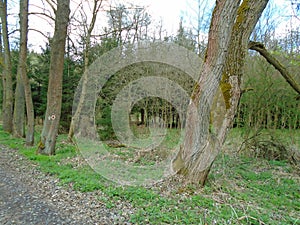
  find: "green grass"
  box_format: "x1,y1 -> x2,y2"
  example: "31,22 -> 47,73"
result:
0,127 -> 299,224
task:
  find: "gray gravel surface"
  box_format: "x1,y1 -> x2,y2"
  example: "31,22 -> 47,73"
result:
0,145 -> 135,225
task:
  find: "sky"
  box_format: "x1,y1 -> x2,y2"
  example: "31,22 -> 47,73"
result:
19,0 -> 188,51
7,0 -> 300,52
128,0 -> 186,32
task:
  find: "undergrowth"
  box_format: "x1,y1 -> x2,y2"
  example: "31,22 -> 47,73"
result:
0,127 -> 299,224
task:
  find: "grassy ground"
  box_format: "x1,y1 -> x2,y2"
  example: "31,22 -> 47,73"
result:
0,126 -> 299,224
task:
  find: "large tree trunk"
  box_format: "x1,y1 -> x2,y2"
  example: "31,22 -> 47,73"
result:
37,0 -> 70,155
19,0 -> 34,146
0,0 -> 13,133
172,0 -> 269,186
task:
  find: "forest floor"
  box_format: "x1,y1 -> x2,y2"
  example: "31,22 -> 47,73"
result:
0,127 -> 299,224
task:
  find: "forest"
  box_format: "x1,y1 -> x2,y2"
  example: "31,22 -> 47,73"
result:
0,0 -> 299,224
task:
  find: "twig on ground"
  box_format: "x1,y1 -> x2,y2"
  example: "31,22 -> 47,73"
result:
237,215 -> 265,225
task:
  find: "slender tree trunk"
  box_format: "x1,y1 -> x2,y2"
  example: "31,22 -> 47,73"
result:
173,0 -> 269,186
140,108 -> 145,125
68,0 -> 102,141
37,0 -> 70,155
13,73 -> 25,137
19,0 -> 34,146
0,0 -> 13,133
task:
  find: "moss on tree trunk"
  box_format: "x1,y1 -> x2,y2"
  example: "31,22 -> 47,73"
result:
173,0 -> 269,186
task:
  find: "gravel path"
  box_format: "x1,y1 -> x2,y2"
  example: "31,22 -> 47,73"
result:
0,145 -> 134,225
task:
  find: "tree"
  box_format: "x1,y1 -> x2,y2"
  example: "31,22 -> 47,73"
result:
13,0 -> 34,143
37,0 -> 70,155
172,0 -> 270,185
68,0 -> 103,141
0,0 -> 13,133
106,4 -> 151,45
13,62 -> 25,137
184,0 -> 212,56
30,44 -> 51,120
19,0 -> 35,145
68,3 -> 151,141
174,19 -> 196,52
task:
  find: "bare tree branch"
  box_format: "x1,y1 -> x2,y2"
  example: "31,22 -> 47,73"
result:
44,0 -> 56,14
69,0 -> 83,22
29,12 -> 55,22
8,28 -> 19,36
28,28 -> 51,39
249,41 -> 300,96
88,0 -> 103,35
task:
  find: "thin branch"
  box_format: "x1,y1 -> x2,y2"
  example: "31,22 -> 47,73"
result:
29,12 -> 55,22
249,41 -> 300,96
29,3 -> 53,14
28,28 -> 50,39
90,24 -> 135,38
8,28 -> 19,36
44,0 -> 56,14
88,0 -> 103,35
69,0 -> 83,22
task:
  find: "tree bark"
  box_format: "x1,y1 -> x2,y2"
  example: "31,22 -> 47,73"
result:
173,0 -> 242,185
19,0 -> 35,146
173,0 -> 269,186
217,0 -> 269,142
37,0 -> 70,155
0,0 -> 13,133
13,73 -> 25,138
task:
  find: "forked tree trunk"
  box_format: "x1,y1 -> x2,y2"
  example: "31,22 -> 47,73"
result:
172,0 -> 269,185
0,0 -> 13,133
37,0 -> 70,155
